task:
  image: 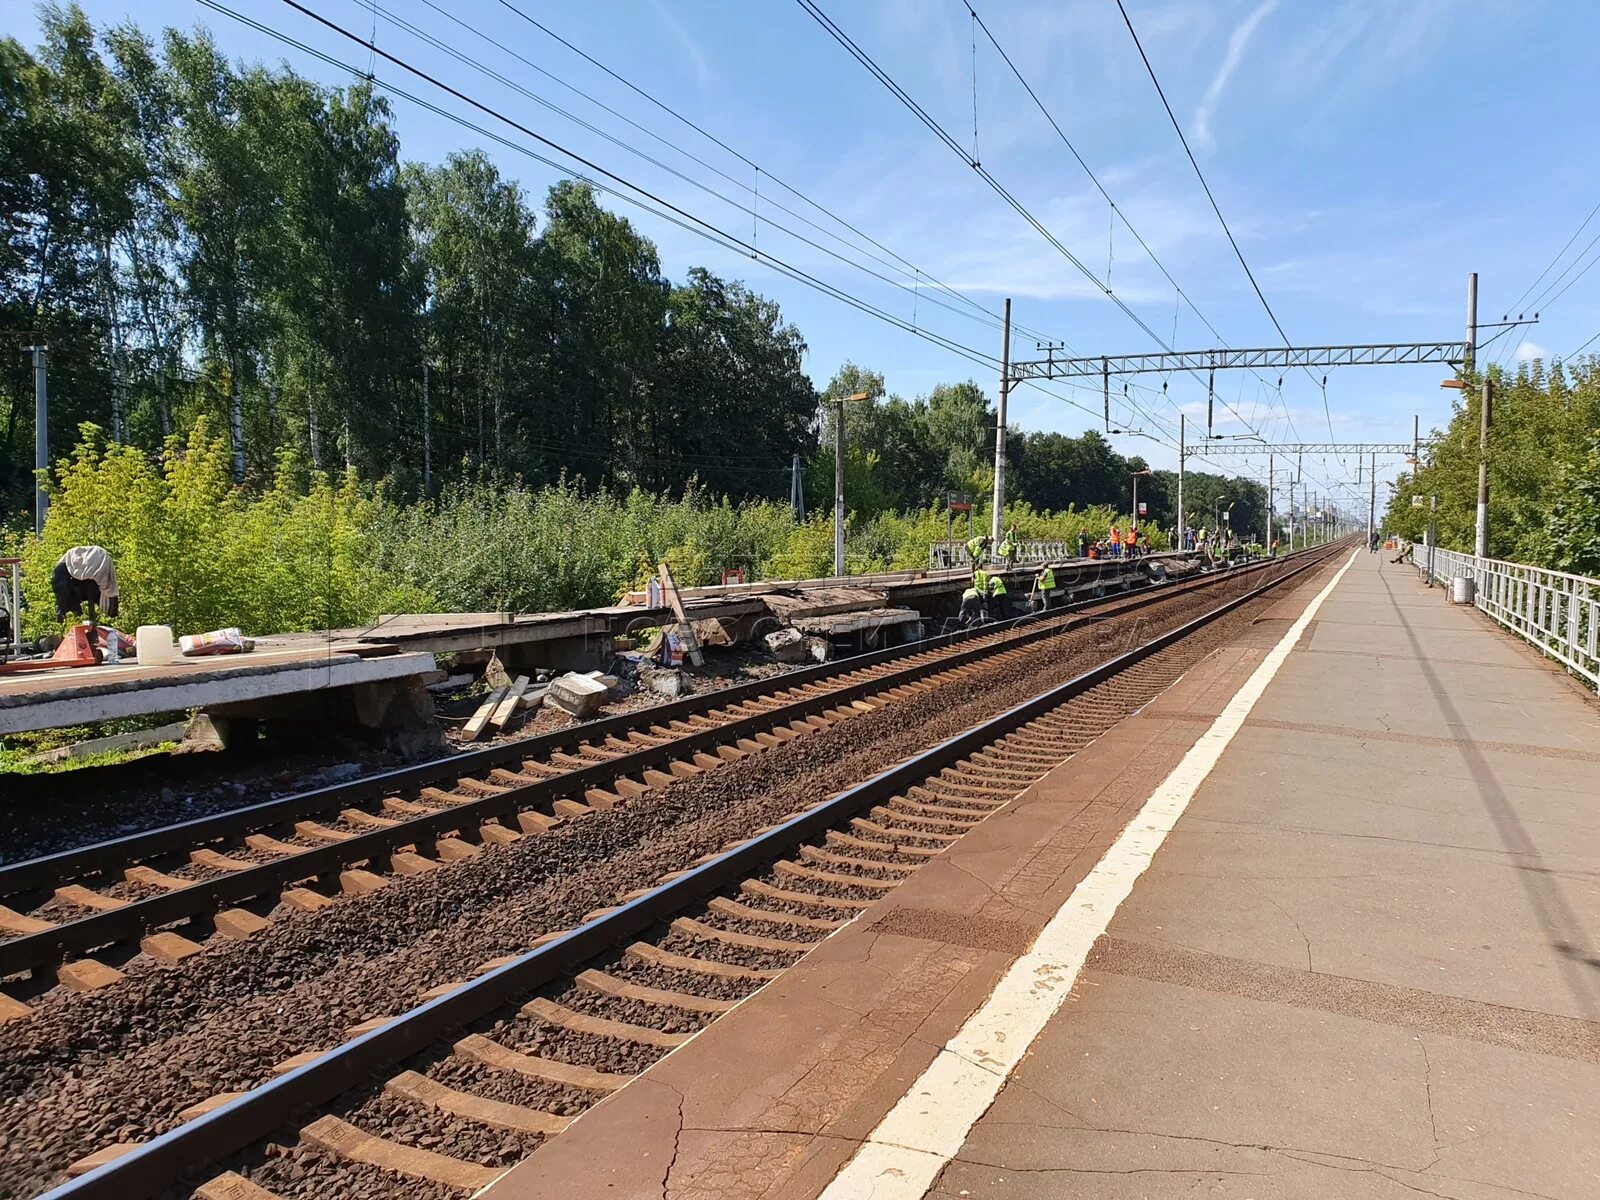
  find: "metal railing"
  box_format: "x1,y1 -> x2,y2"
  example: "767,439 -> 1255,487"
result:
1410,542 -> 1600,691
928,540 -> 1073,570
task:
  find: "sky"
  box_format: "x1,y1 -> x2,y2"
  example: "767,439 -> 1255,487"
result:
6,0 -> 1599,515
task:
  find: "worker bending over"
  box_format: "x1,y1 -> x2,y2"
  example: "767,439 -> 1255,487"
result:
965,532 -> 992,568
962,566 -> 992,627
987,570 -> 1009,619
52,545 -> 120,664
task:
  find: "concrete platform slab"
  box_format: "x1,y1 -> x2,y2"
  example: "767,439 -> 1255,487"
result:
0,645 -> 436,735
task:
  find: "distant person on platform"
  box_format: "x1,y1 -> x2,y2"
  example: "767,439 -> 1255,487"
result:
1109,524 -> 1121,558
1124,525 -> 1138,559
965,532 -> 992,567
1077,530 -> 1090,559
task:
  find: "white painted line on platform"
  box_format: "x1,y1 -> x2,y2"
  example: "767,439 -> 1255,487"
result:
816,547 -> 1360,1200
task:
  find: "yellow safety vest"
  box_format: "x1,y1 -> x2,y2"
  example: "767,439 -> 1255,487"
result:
1039,568 -> 1056,591
966,536 -> 989,562
972,569 -> 991,593
988,575 -> 1007,597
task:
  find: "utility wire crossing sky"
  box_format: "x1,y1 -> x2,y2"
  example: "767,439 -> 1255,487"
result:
9,0 -> 1598,507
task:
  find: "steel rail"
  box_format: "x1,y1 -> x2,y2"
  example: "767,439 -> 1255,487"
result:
0,561 -> 1167,899
35,541 -> 1348,1200
0,553 -> 1298,975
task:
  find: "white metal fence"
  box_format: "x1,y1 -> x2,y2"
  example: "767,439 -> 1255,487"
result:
928,540 -> 1072,570
1410,542 -> 1600,691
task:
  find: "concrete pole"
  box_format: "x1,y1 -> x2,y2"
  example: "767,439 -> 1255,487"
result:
1367,451 -> 1376,548
833,399 -> 846,577
1177,413 -> 1185,547
790,453 -> 803,521
1131,473 -> 1140,534
1474,379 -> 1492,558
1267,455 -> 1274,549
422,360 -> 432,497
991,298 -> 1012,545
30,344 -> 48,535
1465,271 -> 1478,378
230,359 -> 245,484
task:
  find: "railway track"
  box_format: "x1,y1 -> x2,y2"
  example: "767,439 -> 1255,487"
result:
0,554 -> 1270,1001
27,541 -> 1347,1200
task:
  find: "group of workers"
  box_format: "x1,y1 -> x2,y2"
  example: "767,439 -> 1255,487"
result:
1076,525 -> 1149,561
957,529 -> 1058,628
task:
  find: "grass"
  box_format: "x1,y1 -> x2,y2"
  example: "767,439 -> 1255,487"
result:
0,741 -> 180,775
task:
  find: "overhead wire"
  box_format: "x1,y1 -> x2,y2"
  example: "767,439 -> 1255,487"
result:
1110,0 -> 1331,444
357,0 -> 1037,345
490,0 -> 1060,348
1504,198 -> 1600,317
961,0 -> 1301,443
206,1 -> 1133,438
247,2 -> 1018,370
222,1 -> 1325,500
793,0 -> 1269,442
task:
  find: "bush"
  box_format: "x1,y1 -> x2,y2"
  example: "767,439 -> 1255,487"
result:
23,420 -> 419,639
19,420 -> 1189,640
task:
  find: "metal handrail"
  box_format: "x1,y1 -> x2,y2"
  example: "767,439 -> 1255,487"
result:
1410,542 -> 1600,691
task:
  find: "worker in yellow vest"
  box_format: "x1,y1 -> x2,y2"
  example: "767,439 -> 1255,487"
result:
965,532 -> 992,567
997,526 -> 1019,568
965,567 -> 992,626
1034,565 -> 1057,611
987,571 -> 1009,619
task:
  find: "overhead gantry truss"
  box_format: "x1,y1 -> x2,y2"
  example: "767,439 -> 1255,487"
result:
1010,341 -> 1467,382
1191,442 -> 1422,457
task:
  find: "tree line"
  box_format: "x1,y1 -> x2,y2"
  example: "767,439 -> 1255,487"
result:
1384,358 -> 1600,573
1,5 -> 1262,543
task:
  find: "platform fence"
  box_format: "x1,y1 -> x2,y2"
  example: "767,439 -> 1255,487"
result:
1410,543 -> 1600,691
929,540 -> 1071,570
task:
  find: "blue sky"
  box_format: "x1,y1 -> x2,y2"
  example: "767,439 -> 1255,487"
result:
7,0 -> 1599,512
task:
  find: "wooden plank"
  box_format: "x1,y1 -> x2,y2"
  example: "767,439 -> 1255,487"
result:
657,562 -> 705,667
489,675 -> 530,730
462,686 -> 507,742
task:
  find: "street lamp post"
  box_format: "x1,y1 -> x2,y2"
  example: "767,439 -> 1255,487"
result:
1130,469 -> 1152,547
833,390 -> 872,577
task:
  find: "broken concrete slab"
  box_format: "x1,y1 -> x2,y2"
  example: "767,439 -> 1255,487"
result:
547,672 -> 610,719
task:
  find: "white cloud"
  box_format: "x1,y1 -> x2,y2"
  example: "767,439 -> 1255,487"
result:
1514,340 -> 1549,362
1193,0 -> 1279,152
647,0 -> 713,88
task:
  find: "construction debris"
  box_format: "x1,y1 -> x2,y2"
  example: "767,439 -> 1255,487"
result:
547,672 -> 610,719
641,668 -> 689,698
763,627 -> 809,664
489,675 -> 529,731
462,686 -> 506,741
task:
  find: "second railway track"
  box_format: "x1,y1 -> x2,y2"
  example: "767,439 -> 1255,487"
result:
0,542 -> 1349,1200
0,553 -> 1293,995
